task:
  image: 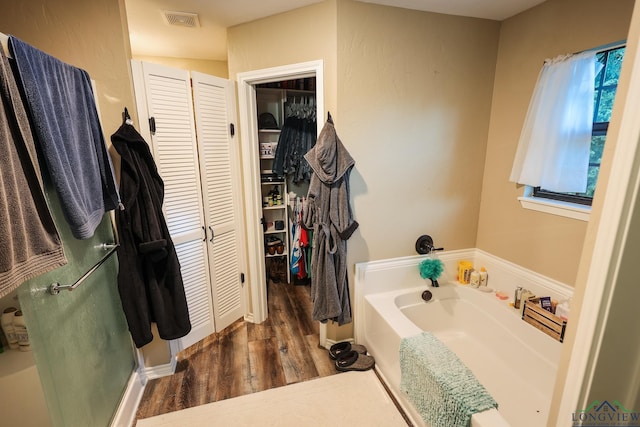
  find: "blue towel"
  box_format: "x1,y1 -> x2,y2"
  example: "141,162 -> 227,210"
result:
400,332 -> 498,427
9,36 -> 120,239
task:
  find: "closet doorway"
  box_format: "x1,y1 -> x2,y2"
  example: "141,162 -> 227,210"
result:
237,60 -> 327,347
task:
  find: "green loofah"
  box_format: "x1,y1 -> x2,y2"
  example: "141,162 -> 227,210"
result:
419,258 -> 444,280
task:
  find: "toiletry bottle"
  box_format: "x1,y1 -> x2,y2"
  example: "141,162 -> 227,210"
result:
555,299 -> 570,321
13,310 -> 30,352
520,290 -> 535,316
514,287 -> 523,309
1,307 -> 19,350
479,268 -> 488,287
458,261 -> 473,284
470,270 -> 480,287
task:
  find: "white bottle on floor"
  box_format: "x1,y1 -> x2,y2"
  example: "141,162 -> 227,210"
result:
13,310 -> 30,352
1,307 -> 19,350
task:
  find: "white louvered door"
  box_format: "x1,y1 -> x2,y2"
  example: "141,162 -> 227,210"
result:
191,72 -> 244,332
136,62 -> 215,350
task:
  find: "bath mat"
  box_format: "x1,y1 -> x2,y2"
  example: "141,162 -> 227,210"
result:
400,332 -> 497,427
135,371 -> 407,427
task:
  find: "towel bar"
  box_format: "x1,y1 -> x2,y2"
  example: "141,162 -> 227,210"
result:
49,244 -> 119,295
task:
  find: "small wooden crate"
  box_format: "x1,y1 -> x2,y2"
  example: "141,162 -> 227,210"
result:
522,299 -> 567,343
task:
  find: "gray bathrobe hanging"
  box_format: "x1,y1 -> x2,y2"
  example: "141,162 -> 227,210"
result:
303,113 -> 358,325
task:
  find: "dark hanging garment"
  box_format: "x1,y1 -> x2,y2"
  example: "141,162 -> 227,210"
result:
272,97 -> 317,183
111,122 -> 191,348
0,43 -> 67,297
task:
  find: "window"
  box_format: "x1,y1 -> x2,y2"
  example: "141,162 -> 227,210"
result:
533,45 -> 625,206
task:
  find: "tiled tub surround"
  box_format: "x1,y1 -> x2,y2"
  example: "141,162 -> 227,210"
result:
354,249 -> 573,427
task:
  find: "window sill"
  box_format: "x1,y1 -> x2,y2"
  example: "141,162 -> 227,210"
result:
518,196 -> 590,221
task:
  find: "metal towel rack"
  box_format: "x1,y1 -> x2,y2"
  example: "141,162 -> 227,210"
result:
49,244 -> 119,295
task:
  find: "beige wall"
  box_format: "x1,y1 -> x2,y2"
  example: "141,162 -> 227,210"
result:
336,1 -> 500,339
0,0 -> 136,138
337,1 -> 499,261
228,0 -> 339,115
134,54 -> 229,78
477,0 -> 634,286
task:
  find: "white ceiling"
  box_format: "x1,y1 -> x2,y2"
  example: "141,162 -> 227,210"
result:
125,0 -> 547,61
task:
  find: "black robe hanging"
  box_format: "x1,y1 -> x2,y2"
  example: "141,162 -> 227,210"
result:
111,123 -> 191,348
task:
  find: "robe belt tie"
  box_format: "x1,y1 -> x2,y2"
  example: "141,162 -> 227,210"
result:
317,221 -> 338,255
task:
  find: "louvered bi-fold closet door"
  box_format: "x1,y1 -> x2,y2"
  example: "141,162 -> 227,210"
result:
138,62 -> 214,350
192,71 -> 244,332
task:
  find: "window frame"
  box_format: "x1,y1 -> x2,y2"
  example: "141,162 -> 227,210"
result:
530,44 -> 624,207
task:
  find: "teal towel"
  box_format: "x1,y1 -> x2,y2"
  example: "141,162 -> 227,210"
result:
400,332 -> 498,427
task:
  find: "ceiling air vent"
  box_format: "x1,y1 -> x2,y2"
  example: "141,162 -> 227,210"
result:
163,11 -> 200,28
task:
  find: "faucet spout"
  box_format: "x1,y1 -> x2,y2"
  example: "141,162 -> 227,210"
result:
428,278 -> 439,287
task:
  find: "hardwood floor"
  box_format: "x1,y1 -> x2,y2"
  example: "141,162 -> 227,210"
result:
134,280 -> 338,421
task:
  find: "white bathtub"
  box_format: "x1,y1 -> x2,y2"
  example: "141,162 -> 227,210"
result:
354,250 -> 573,427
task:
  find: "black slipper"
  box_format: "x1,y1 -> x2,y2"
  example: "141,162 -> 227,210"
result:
329,341 -> 369,360
329,341 -> 351,360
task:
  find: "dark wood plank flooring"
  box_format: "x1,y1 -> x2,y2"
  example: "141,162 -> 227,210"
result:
135,280 -> 337,421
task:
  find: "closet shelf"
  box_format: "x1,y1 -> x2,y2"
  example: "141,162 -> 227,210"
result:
265,251 -> 288,258
263,205 -> 286,211
265,229 -> 286,235
258,129 -> 281,133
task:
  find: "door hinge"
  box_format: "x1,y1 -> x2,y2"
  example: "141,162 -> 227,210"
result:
149,116 -> 156,134
230,123 -> 235,136
240,273 -> 245,285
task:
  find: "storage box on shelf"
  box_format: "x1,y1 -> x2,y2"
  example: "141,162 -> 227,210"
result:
522,299 -> 567,342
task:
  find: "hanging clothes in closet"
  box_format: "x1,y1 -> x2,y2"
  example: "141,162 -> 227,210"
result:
273,96 -> 317,183
290,196 -> 311,282
303,112 -> 358,325
111,116 -> 191,348
8,36 -> 121,240
0,41 -> 67,297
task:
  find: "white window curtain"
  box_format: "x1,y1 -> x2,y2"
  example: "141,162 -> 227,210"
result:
509,51 -> 603,193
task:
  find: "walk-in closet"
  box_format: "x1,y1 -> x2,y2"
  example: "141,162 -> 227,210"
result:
255,78 -> 317,291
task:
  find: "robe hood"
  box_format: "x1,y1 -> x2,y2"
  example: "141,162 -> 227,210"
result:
304,117 -> 354,185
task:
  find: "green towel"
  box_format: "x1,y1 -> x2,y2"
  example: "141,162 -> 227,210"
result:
400,332 -> 498,427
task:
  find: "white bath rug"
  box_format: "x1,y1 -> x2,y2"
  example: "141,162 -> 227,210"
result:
135,370 -> 408,427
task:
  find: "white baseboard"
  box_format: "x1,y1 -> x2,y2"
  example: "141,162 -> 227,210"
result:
144,356 -> 177,380
110,369 -> 146,427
